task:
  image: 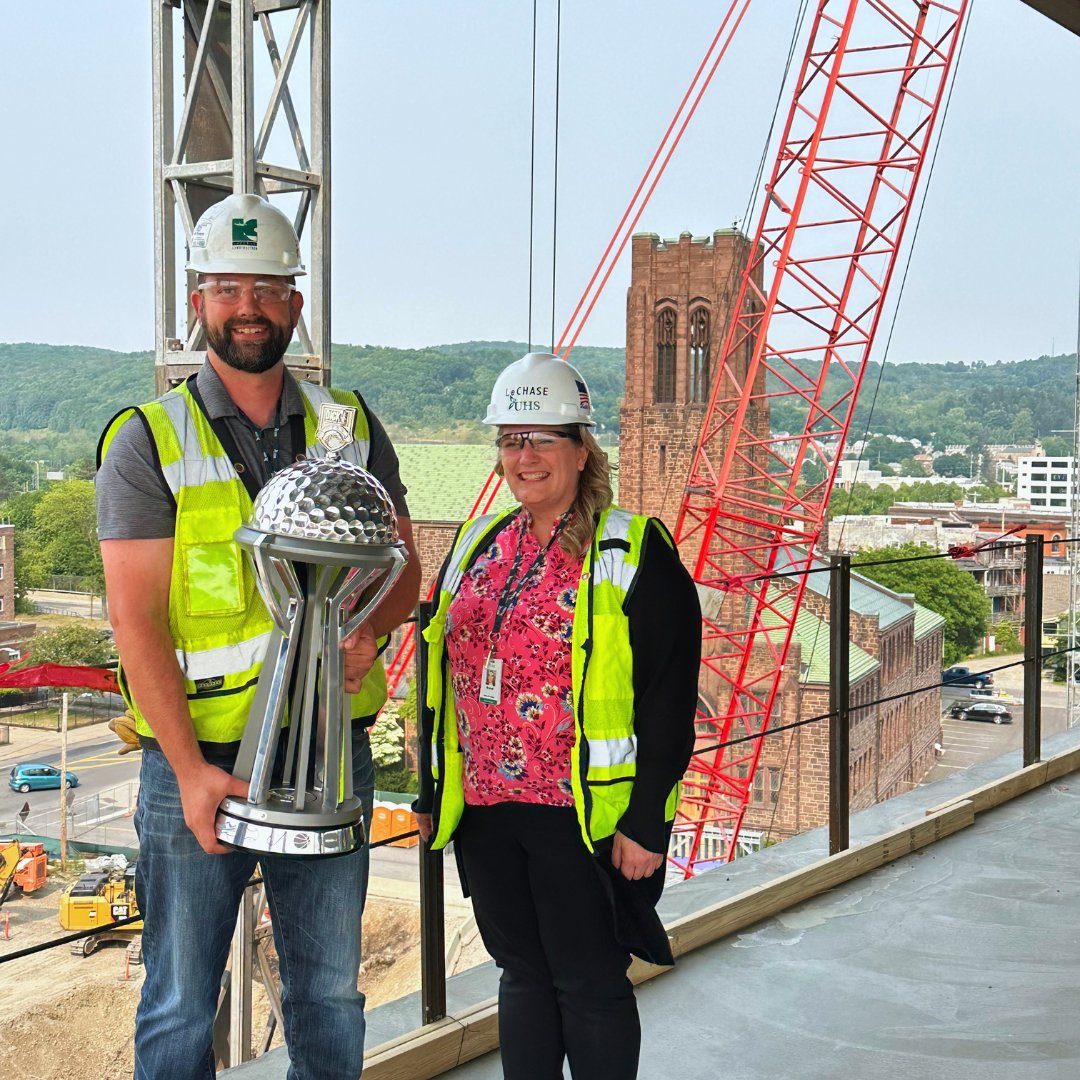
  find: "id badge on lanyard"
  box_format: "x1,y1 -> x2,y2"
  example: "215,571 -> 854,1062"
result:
479,654 -> 503,705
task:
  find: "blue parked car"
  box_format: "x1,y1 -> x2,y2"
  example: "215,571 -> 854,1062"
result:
8,763 -> 79,793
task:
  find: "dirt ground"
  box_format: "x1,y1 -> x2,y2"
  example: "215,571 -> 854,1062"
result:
0,873 -> 486,1079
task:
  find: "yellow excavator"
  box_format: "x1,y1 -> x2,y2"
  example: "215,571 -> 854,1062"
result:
59,861 -> 143,958
0,839 -> 48,906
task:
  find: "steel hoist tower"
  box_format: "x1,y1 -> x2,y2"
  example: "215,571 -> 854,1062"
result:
152,0 -> 331,394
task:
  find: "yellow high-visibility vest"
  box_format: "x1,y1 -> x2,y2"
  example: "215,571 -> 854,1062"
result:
99,378 -> 388,742
423,506 -> 679,850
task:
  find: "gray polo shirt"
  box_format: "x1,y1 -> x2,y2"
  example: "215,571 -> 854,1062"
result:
96,362 -> 409,540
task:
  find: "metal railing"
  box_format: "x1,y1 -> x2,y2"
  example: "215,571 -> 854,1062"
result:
4,533 -> 1078,1077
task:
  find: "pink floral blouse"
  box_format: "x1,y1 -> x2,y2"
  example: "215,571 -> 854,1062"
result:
445,512 -> 583,807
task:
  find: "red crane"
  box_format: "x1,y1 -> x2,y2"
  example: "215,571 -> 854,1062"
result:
672,0 -> 971,872
388,0 -> 971,878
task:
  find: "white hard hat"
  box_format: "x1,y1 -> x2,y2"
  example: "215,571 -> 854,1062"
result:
484,352 -> 596,427
186,192 -> 306,277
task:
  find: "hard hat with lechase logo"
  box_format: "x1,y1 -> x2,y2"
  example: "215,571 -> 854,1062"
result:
186,192 -> 306,278
484,352 -> 596,427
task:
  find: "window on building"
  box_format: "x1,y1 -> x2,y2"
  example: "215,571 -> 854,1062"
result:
0,564 -> 4,579
1031,485 -> 1046,494
1032,498 -> 1048,507
752,767 -> 765,805
1052,534 -> 1063,555
655,308 -> 676,403
689,307 -> 710,403
659,444 -> 667,477
0,597 -> 4,613
1051,486 -> 1067,495
1052,460 -> 1069,468
1050,499 -> 1066,507
0,535 -> 6,551
1030,460 -> 1046,467
1051,473 -> 1068,482
769,767 -> 781,805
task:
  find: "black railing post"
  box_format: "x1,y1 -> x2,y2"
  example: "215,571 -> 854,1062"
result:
415,600 -> 447,1024
829,555 -> 851,855
1023,536 -> 1044,767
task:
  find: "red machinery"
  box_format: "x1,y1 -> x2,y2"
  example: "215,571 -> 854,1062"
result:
389,0 -> 972,877
672,0 -> 970,871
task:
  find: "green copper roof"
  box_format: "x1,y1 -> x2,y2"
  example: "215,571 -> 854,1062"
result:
762,592 -> 880,687
396,443 -> 620,523
913,602 -> 946,640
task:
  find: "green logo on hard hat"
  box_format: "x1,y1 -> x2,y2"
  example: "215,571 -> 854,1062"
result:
231,218 -> 258,248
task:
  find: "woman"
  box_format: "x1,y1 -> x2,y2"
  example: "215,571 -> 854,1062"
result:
416,352 -> 700,1080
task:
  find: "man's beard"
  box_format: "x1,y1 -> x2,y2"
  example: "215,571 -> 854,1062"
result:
203,314 -> 292,374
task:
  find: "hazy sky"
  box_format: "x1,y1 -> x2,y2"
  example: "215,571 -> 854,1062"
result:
2,1 -> 1077,365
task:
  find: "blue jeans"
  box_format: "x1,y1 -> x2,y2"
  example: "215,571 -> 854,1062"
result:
132,730 -> 375,1080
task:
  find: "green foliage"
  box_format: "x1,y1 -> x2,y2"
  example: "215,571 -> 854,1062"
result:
770,353 -> 1079,447
829,480 -> 966,519
1042,435 -> 1073,458
9,481 -> 103,595
374,763 -> 419,795
852,543 -> 989,665
933,453 -> 971,478
25,624 -> 115,669
370,705 -> 406,767
992,621 -> 1022,654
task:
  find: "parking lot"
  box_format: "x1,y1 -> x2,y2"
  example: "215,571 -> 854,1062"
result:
924,655 -> 1071,783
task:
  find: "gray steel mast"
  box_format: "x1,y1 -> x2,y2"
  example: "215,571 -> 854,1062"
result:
152,0 -> 331,394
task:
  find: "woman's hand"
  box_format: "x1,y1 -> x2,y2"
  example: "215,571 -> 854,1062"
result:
611,830 -> 663,880
416,812 -> 433,843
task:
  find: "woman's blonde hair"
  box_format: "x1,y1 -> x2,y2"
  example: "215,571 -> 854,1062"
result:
494,426 -> 614,556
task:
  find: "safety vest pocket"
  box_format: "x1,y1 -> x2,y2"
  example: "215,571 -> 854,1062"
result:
182,539 -> 245,617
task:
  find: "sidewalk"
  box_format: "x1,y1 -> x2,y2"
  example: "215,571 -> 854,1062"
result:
0,717 -> 118,763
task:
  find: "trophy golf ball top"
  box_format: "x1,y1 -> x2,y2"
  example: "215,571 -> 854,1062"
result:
249,456 -> 399,545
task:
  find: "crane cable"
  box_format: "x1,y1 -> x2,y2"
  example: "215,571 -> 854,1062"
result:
555,0 -> 753,359
654,0 -> 811,526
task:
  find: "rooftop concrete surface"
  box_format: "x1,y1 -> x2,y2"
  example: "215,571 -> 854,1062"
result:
228,725 -> 1080,1079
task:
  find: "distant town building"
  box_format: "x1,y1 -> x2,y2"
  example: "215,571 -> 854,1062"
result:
827,515 -> 1022,625
0,524 -> 35,664
1017,455 -> 1077,511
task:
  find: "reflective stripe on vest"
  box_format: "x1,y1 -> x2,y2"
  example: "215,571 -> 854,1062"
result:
102,378 -> 387,741
424,506 -> 677,851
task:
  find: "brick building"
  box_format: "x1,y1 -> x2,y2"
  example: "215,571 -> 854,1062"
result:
0,524 -> 34,661
620,229 -> 764,530
734,562 -> 944,844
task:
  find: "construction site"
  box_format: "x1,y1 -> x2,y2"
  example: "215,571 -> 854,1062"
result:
2,1 -> 1080,1078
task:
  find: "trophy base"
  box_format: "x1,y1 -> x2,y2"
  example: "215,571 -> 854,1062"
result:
215,790 -> 365,857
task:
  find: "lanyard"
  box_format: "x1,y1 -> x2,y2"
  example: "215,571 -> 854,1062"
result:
488,519 -> 565,650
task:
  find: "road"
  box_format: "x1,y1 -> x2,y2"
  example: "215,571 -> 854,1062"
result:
27,589 -> 100,619
0,731 -> 436,887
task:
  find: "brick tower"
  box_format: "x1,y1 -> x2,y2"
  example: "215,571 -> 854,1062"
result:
620,229 -> 761,529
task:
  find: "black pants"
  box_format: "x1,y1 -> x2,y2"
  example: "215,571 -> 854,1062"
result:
456,803 -> 639,1080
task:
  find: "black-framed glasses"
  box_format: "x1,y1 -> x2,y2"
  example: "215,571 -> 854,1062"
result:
494,431 -> 581,453
197,280 -> 296,305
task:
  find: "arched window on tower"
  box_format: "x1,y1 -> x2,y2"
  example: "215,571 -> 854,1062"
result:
655,307 -> 676,403
690,306 -> 710,402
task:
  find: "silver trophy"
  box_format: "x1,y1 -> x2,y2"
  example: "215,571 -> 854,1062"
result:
215,404 -> 407,857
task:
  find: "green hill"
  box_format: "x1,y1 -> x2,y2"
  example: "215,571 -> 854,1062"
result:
1,340 -> 1078,474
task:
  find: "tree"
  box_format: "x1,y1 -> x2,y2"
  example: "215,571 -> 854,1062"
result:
933,453 -> 971,478
26,624 -> 116,668
369,704 -> 406,767
22,480 -> 103,595
853,543 -> 989,665
1042,435 -> 1072,458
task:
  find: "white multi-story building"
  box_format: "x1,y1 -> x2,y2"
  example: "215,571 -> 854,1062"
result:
1017,456 -> 1077,510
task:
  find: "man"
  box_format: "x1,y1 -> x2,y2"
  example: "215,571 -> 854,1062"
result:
96,192 -> 421,1080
